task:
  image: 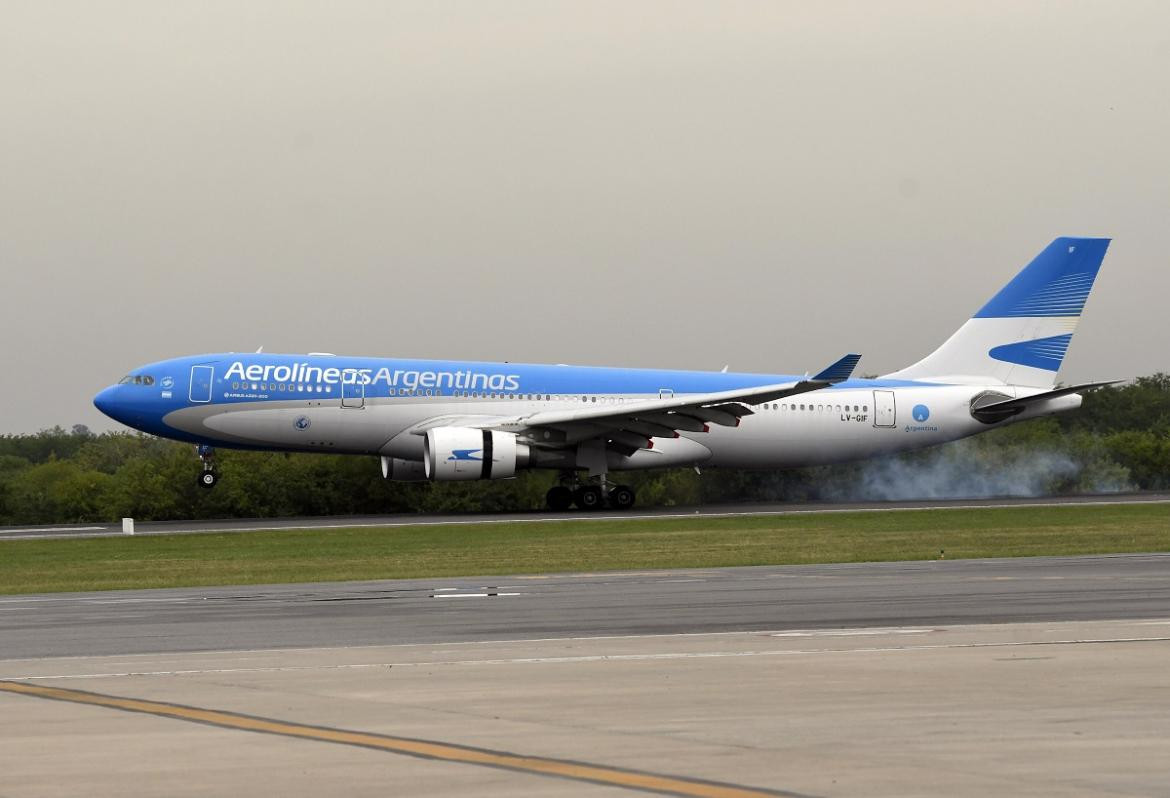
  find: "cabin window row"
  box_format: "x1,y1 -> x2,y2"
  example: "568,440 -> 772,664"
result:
230,382 -> 331,393
755,402 -> 868,412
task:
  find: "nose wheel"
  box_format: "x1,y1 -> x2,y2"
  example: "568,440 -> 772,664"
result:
196,445 -> 218,489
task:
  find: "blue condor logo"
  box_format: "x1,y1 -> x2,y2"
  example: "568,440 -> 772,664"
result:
448,449 -> 483,462
906,404 -> 938,433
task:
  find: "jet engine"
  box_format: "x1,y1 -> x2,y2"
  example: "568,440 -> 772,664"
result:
424,427 -> 528,481
380,456 -> 427,481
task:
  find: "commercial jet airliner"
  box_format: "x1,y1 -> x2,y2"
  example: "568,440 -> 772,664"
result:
94,237 -> 1114,510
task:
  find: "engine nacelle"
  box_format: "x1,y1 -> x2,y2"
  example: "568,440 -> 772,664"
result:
380,456 -> 428,481
424,427 -> 528,481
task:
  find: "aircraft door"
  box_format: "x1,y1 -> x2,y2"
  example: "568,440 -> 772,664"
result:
873,390 -> 896,427
341,370 -> 365,409
189,365 -> 213,403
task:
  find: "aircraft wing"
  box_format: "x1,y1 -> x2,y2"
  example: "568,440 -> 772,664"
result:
502,353 -> 861,455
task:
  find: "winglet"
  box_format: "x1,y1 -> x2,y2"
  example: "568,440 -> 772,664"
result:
812,354 -> 862,384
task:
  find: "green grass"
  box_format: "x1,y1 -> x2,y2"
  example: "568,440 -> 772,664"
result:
1,504 -> 1168,594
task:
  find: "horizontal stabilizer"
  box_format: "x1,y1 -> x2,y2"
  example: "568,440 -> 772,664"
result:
812,353 -> 862,384
971,380 -> 1122,422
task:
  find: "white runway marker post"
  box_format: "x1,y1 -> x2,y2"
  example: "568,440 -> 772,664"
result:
122,518 -> 134,535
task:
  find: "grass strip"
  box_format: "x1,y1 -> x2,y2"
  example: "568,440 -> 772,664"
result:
1,504 -> 1167,595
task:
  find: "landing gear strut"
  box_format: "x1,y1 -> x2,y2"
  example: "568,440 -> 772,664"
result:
545,471 -> 635,511
196,444 -> 218,489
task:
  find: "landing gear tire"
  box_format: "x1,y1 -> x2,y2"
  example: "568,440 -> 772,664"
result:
574,485 -> 604,511
609,485 -> 636,510
546,486 -> 573,511
198,471 -> 218,489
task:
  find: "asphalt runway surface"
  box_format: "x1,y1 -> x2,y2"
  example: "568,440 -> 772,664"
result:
2,491 -> 1167,541
4,555 -> 1170,797
3,553 -> 1170,660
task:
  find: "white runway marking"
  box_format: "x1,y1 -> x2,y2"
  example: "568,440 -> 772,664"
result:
5,620 -> 1169,666
6,634 -> 1169,682
431,592 -> 521,598
770,628 -> 934,637
0,526 -> 106,534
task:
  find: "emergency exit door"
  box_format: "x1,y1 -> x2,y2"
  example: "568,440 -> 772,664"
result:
189,366 -> 213,403
341,370 -> 365,409
873,390 -> 896,427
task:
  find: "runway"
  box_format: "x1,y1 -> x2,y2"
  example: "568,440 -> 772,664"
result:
4,555 -> 1170,796
2,491 -> 1168,540
2,553 -> 1169,660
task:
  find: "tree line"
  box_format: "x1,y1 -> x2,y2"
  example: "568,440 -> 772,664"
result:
1,375 -> 1167,525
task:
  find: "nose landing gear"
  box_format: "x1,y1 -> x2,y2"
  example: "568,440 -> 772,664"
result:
196,445 -> 218,489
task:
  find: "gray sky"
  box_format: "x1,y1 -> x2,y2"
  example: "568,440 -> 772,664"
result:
2,1 -> 1168,434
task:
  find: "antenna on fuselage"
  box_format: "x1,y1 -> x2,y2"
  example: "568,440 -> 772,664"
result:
255,346 -> 264,353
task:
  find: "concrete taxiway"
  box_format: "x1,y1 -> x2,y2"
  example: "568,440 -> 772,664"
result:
3,555 -> 1170,796
1,491 -> 1167,540
3,620 -> 1169,797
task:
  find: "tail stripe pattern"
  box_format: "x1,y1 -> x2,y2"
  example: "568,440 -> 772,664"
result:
1003,272 -> 1097,317
988,334 -> 1073,371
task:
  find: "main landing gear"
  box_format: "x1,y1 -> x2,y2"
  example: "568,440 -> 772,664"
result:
196,445 -> 218,489
545,472 -> 636,511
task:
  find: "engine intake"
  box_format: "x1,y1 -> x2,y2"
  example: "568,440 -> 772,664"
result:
424,427 -> 528,481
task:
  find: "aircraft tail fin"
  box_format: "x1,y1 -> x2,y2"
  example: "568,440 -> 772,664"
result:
885,237 -> 1111,386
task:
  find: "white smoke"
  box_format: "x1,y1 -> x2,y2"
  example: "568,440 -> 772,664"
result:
821,439 -> 1133,501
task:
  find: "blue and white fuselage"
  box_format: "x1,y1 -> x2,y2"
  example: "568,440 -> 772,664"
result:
94,238 -> 1114,509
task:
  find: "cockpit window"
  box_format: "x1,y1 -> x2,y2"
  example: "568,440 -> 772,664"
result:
118,375 -> 155,386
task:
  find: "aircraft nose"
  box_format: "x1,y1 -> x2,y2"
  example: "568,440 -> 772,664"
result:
93,386 -> 119,418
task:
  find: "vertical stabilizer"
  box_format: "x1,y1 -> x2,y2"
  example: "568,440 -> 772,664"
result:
885,237 -> 1110,386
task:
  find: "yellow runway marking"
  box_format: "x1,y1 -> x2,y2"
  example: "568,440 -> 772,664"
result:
0,680 -> 799,798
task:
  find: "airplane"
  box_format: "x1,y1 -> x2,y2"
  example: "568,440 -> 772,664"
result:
94,237 -> 1115,511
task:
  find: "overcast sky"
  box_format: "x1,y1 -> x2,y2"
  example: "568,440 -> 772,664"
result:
2,2 -> 1167,433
